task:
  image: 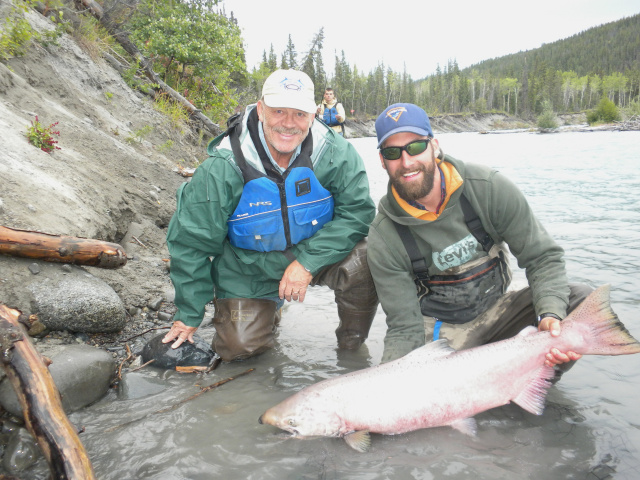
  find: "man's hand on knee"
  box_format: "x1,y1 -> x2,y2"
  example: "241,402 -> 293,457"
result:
279,260 -> 313,303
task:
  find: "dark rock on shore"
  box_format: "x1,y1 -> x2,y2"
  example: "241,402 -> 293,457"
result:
141,333 -> 215,369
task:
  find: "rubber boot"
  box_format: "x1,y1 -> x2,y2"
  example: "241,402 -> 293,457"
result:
211,298 -> 277,362
311,239 -> 379,350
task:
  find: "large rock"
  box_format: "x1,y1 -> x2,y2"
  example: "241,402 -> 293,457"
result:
0,344 -> 116,417
28,271 -> 126,333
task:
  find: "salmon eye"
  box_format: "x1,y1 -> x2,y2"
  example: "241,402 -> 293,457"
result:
288,419 -> 297,427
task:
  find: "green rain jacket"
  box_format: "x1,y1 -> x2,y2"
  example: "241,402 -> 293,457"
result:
367,155 -> 569,361
166,105 -> 375,327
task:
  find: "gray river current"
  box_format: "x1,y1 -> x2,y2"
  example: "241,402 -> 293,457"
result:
33,131 -> 640,478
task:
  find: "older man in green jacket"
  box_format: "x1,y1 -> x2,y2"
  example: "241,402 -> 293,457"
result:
163,70 -> 378,362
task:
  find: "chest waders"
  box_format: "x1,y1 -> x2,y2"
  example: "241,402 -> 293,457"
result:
393,192 -> 511,340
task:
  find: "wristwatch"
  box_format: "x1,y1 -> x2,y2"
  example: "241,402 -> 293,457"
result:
535,312 -> 563,327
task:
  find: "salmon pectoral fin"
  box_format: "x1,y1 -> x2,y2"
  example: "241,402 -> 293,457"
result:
344,430 -> 371,453
450,417 -> 477,436
512,365 -> 555,415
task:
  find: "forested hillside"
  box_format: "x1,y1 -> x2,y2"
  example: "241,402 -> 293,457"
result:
468,14 -> 640,77
250,13 -> 640,120
2,0 -> 638,132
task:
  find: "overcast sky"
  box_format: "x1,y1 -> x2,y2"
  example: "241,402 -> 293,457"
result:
221,0 -> 640,80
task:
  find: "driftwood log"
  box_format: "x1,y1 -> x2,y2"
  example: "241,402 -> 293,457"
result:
0,226 -> 127,268
0,304 -> 96,479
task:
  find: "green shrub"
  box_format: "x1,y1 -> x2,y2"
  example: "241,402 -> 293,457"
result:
0,8 -> 34,61
125,125 -> 153,144
587,98 -> 621,125
586,110 -> 600,124
597,98 -> 620,122
537,101 -> 558,130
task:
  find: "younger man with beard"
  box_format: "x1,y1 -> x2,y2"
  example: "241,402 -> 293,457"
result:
367,103 -> 590,378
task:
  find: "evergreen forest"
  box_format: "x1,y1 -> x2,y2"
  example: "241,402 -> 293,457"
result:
2,0 -> 639,126
251,13 -> 640,121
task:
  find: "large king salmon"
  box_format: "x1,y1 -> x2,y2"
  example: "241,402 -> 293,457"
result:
259,285 -> 640,452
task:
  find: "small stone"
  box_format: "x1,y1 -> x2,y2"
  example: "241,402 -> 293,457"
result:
28,263 -> 40,275
74,332 -> 90,343
157,311 -> 172,322
2,428 -> 40,474
27,320 -> 47,337
148,297 -> 163,311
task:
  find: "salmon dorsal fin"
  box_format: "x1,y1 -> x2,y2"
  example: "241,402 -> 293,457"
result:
512,365 -> 555,415
344,430 -> 371,453
516,326 -> 538,337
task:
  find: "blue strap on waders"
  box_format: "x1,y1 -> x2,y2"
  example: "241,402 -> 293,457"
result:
433,319 -> 442,341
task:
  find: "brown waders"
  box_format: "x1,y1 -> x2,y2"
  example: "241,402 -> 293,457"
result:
211,239 -> 379,362
311,239 -> 379,350
211,298 -> 278,362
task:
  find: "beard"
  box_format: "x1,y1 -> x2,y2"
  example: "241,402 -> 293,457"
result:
390,156 -> 437,203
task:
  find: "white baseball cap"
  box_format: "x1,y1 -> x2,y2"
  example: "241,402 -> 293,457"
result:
261,69 -> 317,114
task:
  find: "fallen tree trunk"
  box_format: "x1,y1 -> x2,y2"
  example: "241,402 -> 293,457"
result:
0,304 -> 96,479
72,0 -> 221,137
0,226 -> 127,268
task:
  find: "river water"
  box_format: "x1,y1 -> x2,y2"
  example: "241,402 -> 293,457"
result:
28,131 -> 640,479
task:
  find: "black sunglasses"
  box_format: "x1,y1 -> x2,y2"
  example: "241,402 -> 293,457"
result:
380,138 -> 431,160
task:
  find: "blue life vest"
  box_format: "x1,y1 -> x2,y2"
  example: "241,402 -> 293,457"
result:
322,104 -> 341,126
225,109 -> 334,253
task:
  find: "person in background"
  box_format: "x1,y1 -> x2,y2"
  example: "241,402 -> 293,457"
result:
367,103 -> 591,379
317,88 -> 346,136
163,70 -> 378,362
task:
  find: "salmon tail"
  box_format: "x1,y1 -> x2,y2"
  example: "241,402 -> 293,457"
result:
566,284 -> 640,356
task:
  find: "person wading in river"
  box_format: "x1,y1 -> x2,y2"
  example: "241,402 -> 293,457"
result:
367,103 -> 591,379
163,69 -> 378,362
317,88 -> 346,136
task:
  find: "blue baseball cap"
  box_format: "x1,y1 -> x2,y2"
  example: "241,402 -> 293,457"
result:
375,103 -> 433,148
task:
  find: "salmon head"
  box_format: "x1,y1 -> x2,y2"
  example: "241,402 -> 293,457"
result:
258,391 -> 344,438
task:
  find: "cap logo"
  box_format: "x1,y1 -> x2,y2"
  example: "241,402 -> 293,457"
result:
280,77 -> 303,91
386,106 -> 407,122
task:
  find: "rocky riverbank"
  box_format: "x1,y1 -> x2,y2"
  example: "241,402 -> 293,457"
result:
344,112 -> 536,138
344,111 -> 606,139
